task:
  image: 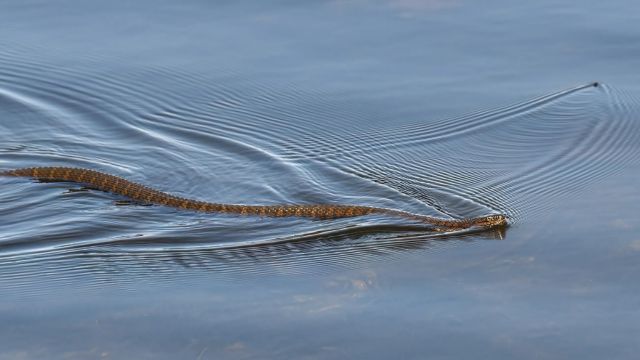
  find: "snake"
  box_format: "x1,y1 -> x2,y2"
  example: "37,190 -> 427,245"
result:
1,166 -> 508,230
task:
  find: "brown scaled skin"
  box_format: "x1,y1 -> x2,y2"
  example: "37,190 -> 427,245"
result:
1,167 -> 509,230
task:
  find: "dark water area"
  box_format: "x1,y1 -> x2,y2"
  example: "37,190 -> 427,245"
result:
1,1 -> 640,359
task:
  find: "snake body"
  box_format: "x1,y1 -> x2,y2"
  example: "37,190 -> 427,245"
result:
1,167 -> 508,230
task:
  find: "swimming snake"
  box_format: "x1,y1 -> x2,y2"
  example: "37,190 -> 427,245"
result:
1,167 -> 508,230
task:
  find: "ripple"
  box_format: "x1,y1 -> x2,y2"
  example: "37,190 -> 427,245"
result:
0,228 -> 506,294
276,82 -> 640,222
2,45 -> 640,289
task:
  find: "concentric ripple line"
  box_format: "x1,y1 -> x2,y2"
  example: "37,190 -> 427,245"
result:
0,227 -> 504,292
279,82 -> 602,161
2,46 -> 639,263
261,82 -> 640,225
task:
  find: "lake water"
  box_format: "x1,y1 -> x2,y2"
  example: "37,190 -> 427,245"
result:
1,1 -> 640,359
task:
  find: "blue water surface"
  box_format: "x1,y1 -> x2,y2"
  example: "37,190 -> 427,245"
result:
1,1 -> 640,359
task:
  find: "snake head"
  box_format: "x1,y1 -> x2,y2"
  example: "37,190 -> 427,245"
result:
471,214 -> 509,228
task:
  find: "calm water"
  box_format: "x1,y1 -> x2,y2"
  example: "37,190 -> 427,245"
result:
1,1 -> 640,359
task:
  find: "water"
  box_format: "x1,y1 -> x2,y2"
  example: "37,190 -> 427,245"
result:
1,1 -> 640,359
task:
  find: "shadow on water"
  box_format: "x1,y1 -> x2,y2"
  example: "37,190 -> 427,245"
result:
0,225 -> 507,293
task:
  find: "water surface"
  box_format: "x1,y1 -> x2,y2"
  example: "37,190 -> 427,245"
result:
1,1 -> 640,359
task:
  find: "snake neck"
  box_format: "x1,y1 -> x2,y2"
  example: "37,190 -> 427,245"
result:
379,209 -> 508,229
